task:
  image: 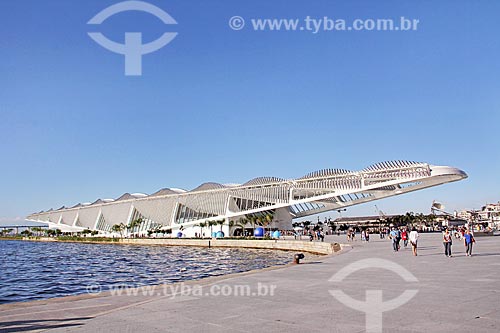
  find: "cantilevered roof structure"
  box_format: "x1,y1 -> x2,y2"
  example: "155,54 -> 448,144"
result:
26,161 -> 467,235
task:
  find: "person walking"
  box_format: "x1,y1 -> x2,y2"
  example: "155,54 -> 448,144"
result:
402,228 -> 408,248
464,229 -> 475,256
409,227 -> 419,256
443,229 -> 453,257
390,227 -> 399,252
318,230 -> 325,242
396,228 -> 402,250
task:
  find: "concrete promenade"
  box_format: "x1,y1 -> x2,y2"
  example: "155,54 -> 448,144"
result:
0,233 -> 499,332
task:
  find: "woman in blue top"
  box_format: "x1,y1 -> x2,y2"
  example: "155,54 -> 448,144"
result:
464,229 -> 475,256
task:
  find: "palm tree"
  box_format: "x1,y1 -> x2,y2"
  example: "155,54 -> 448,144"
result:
328,221 -> 336,232
208,220 -> 217,236
3,228 -> 13,236
112,223 -> 125,238
31,227 -> 41,236
111,224 -> 120,236
127,218 -> 142,237
228,220 -> 235,236
237,218 -> 247,236
198,222 -> 207,238
217,219 -> 225,232
20,229 -> 32,237
302,220 -> 311,231
247,215 -> 257,234
265,213 -> 274,231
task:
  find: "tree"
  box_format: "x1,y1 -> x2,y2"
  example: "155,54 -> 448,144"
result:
20,229 -> 32,237
302,221 -> 311,231
328,221 -> 337,232
249,215 -> 258,234
198,222 -> 207,238
31,227 -> 44,236
237,218 -> 247,236
156,228 -> 165,237
0,229 -> 8,236
127,218 -> 142,237
207,220 -> 218,236
265,213 -> 274,230
217,219 -> 225,232
112,223 -> 125,238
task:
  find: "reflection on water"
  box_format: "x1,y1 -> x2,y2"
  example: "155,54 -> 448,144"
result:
0,240 -> 301,304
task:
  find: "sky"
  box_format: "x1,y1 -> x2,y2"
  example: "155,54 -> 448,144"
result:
1,0 -> 499,224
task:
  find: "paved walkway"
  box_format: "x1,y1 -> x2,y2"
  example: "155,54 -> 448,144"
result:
1,233 -> 499,332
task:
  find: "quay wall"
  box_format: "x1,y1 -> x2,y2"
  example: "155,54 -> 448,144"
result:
15,237 -> 341,255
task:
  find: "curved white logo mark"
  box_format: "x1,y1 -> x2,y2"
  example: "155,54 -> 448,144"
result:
87,1 -> 178,76
329,258 -> 419,333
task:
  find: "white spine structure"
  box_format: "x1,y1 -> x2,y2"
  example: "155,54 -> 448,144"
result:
26,161 -> 467,236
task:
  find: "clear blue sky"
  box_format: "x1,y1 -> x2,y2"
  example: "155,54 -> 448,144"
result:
1,0 -> 499,223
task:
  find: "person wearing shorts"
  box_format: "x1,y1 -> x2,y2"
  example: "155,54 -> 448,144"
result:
409,227 -> 419,256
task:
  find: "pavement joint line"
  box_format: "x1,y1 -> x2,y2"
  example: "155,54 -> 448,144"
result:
0,303 -> 112,318
205,321 -> 249,333
33,296 -> 177,333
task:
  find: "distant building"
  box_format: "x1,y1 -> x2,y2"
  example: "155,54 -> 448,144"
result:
457,210 -> 472,220
480,202 -> 500,221
333,215 -> 399,225
458,202 -> 500,229
445,218 -> 468,227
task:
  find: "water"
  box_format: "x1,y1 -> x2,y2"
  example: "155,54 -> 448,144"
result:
0,240 -> 302,304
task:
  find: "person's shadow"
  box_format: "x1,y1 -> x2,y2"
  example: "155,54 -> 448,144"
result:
468,253 -> 500,257
0,317 -> 92,332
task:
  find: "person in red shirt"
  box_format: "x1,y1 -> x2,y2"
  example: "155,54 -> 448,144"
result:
401,228 -> 408,248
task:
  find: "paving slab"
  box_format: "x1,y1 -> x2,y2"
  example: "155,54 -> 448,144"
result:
0,233 -> 499,332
